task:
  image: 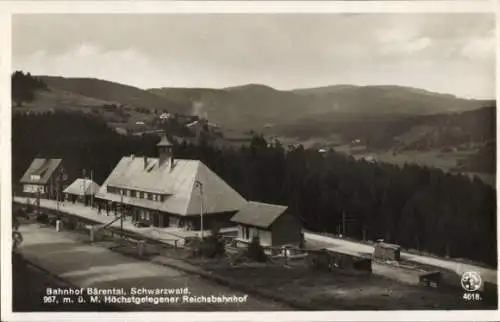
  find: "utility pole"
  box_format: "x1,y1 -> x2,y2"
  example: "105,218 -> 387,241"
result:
56,184 -> 60,213
36,186 -> 41,214
56,167 -> 63,213
194,180 -> 204,239
82,169 -> 86,206
342,209 -> 346,237
90,170 -> 94,209
120,191 -> 124,239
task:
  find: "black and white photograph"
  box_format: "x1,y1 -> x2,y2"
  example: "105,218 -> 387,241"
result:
1,1 -> 498,321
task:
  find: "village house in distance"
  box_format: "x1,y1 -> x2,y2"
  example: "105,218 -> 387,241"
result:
19,158 -> 65,198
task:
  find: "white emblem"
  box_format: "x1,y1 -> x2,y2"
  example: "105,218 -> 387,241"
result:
460,271 -> 482,292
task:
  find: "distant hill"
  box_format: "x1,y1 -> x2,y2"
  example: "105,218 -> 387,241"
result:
150,84 -> 308,130
150,84 -> 492,131
13,74 -> 493,143
39,76 -> 189,114
272,106 -> 496,150
455,141 -> 496,174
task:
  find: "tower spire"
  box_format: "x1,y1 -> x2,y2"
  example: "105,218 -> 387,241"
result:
157,133 -> 174,168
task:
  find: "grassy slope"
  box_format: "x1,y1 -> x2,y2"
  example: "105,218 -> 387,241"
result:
40,76 -> 189,114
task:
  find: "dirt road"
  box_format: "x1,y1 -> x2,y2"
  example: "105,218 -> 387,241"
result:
16,223 -> 288,311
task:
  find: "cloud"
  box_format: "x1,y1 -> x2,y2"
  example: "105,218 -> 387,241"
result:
460,37 -> 496,60
13,44 -> 165,89
12,14 -> 495,98
374,26 -> 433,56
379,37 -> 433,55
375,27 -> 419,44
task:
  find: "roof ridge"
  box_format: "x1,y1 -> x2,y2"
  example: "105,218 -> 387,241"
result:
123,156 -> 200,163
184,161 -> 203,215
249,200 -> 287,208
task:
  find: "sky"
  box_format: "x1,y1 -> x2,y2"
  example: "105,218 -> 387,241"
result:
12,13 -> 496,99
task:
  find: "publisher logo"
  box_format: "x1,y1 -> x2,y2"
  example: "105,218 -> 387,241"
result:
460,271 -> 482,292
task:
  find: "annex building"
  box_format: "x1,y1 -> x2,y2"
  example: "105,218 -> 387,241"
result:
19,158 -> 65,198
231,201 -> 303,247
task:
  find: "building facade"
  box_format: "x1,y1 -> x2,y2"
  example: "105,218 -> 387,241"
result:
19,158 -> 66,199
231,201 -> 303,248
95,135 -> 248,230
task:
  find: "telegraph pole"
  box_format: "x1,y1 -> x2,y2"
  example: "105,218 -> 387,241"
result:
90,170 -> 94,209
56,185 -> 60,213
120,191 -> 124,239
342,210 -> 346,237
36,186 -> 41,214
194,180 -> 204,239
82,169 -> 86,206
56,167 -> 63,213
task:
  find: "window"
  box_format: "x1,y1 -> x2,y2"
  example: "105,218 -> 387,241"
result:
145,192 -> 149,199
153,194 -> 157,201
127,190 -> 131,197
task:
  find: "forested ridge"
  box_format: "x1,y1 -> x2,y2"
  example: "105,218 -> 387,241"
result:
11,71 -> 49,107
12,111 -> 496,266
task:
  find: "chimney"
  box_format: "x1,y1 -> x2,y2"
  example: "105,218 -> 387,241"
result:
170,156 -> 175,171
143,156 -> 148,169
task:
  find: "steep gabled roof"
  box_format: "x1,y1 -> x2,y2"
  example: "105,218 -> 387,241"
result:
20,158 -> 62,185
230,201 -> 288,229
95,156 -> 248,216
63,178 -> 100,196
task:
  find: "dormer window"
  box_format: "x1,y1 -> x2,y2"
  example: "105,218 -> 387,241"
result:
30,174 -> 41,181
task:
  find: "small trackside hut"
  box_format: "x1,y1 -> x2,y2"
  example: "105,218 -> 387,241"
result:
230,201 -> 302,248
373,241 -> 401,262
63,178 -> 100,206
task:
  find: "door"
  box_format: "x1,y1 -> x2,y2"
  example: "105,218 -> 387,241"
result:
153,212 -> 160,227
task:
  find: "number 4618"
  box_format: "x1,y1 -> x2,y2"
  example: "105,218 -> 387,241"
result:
463,292 -> 481,301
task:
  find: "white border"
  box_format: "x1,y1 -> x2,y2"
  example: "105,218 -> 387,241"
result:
0,0 -> 497,13
1,1 -> 499,322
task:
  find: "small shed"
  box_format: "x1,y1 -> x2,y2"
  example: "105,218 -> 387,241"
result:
307,248 -> 372,272
63,178 -> 100,205
373,242 -> 401,262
